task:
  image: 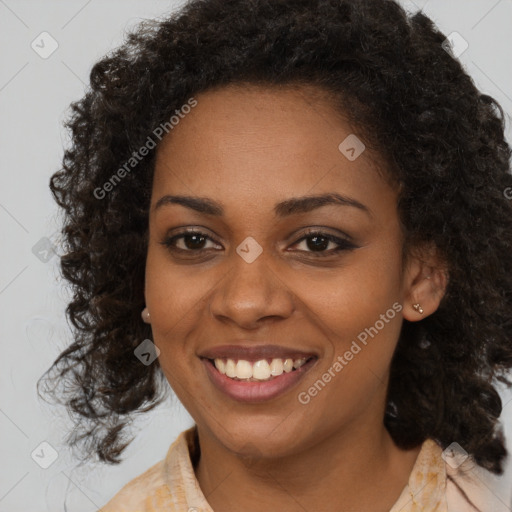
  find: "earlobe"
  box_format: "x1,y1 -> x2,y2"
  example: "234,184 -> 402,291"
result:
404,271 -> 448,320
402,245 -> 449,322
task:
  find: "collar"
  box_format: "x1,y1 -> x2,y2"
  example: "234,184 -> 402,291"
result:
163,428 -> 450,511
390,438 -> 448,512
163,426 -> 213,511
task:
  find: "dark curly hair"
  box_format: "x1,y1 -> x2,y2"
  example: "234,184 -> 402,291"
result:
38,0 -> 512,478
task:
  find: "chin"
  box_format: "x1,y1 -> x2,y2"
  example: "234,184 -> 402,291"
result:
203,414 -> 313,459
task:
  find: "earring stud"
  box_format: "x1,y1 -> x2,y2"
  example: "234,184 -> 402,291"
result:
412,303 -> 424,314
141,307 -> 151,323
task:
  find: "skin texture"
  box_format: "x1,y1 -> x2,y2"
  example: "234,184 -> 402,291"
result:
41,0 -> 512,478
144,83 -> 448,512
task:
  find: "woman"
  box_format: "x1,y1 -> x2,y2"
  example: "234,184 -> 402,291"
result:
39,0 -> 512,510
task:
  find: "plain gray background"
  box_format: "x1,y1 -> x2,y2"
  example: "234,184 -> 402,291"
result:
1,0 -> 511,510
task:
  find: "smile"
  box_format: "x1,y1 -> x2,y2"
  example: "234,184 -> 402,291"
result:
201,354 -> 318,403
213,357 -> 309,381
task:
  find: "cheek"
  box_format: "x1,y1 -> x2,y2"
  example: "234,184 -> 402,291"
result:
143,249 -> 206,386
296,242 -> 404,399
299,243 -> 402,340
144,260 -> 200,410
295,279 -> 402,432
144,246 -> 214,332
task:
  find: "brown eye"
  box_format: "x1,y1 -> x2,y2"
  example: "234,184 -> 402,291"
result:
291,231 -> 357,256
179,233 -> 207,250
304,234 -> 330,251
160,230 -> 221,253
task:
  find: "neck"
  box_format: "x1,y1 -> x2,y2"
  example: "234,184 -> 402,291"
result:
195,416 -> 422,512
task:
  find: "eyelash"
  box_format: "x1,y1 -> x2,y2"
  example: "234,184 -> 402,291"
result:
159,228 -> 358,258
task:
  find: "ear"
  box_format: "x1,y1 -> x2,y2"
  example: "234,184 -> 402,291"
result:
402,242 -> 449,322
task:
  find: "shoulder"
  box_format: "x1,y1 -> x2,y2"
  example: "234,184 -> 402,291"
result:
446,458 -> 510,512
444,445 -> 511,512
97,429 -> 193,512
98,458 -> 173,512
391,438 -> 511,512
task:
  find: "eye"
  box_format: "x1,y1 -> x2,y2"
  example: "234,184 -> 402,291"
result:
290,231 -> 357,256
159,228 -> 358,258
160,230 -> 221,253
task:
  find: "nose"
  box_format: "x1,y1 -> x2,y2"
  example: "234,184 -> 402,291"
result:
209,249 -> 295,329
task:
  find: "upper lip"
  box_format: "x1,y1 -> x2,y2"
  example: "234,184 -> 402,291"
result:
199,344 -> 318,362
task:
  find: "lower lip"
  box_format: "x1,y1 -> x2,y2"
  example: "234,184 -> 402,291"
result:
202,357 -> 317,403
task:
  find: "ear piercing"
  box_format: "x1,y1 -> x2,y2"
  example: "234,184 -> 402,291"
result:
412,303 -> 424,314
413,275 -> 432,313
141,307 -> 151,323
412,276 -> 430,314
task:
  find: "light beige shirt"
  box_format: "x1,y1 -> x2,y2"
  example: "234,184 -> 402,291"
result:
98,427 -> 509,512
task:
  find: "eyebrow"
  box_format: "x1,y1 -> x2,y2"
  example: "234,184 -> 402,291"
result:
153,193 -> 372,218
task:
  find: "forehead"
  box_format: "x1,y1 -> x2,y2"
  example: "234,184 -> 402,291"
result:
151,83 -> 391,210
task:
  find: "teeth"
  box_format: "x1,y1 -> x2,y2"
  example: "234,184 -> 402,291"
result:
283,358 -> 294,373
235,360 -> 253,379
269,358 -> 284,376
225,359 -> 237,378
214,358 -> 226,374
213,357 -> 310,380
293,358 -> 307,369
253,360 -> 271,380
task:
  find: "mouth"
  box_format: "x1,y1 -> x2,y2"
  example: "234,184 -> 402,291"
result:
199,345 -> 318,402
206,356 -> 315,381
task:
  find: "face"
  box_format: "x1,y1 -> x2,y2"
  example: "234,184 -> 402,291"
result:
145,83 -> 411,458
